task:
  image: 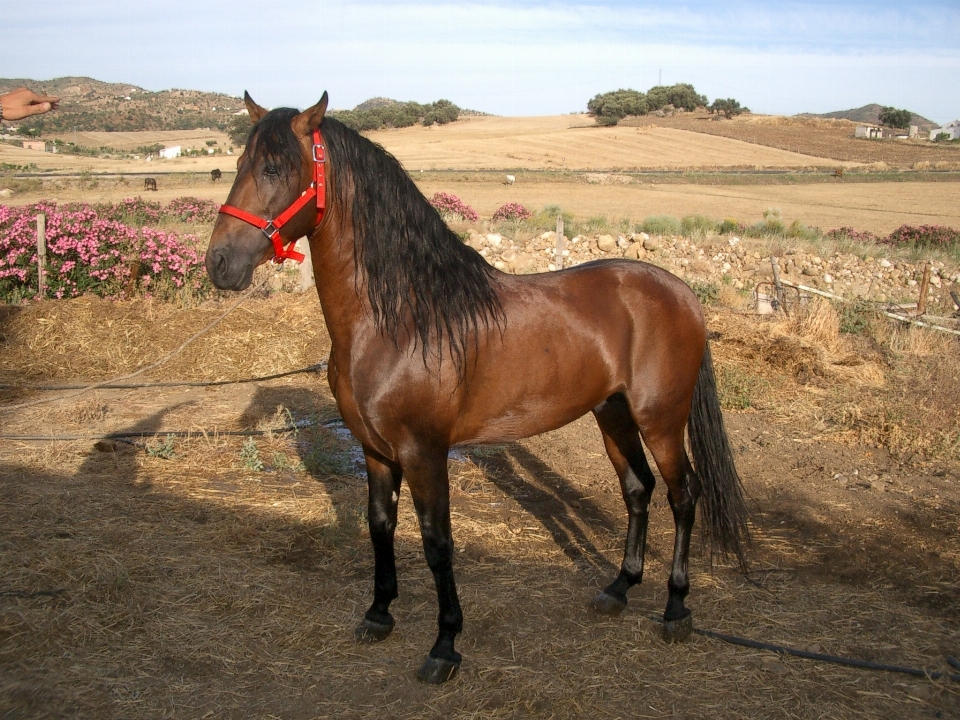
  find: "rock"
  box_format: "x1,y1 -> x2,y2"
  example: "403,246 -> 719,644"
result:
642,237 -> 659,251
879,258 -> 892,268
823,273 -> 833,283
493,260 -> 507,270
0,188 -> 14,198
802,266 -> 818,276
485,233 -> 502,248
513,253 -> 537,274
637,232 -> 650,242
624,243 -> 646,261
617,235 -> 630,249
500,249 -> 517,264
597,234 -> 617,252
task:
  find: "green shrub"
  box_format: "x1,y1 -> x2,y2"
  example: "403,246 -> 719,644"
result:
641,214 -> 681,235
718,218 -> 744,235
681,215 -> 717,236
838,300 -> 876,336
690,281 -> 720,306
531,205 -> 574,231
786,219 -> 820,241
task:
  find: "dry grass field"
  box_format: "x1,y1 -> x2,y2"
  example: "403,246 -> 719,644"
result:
2,112 -> 960,718
364,115 -> 845,171
625,112 -> 960,168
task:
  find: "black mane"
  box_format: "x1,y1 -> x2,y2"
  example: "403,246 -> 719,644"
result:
250,109 -> 504,376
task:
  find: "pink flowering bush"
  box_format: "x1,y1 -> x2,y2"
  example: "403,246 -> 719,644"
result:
77,196 -> 220,226
825,226 -> 879,244
163,197 -> 221,223
883,224 -> 960,249
0,201 -> 209,303
429,192 -> 479,223
491,202 -> 532,222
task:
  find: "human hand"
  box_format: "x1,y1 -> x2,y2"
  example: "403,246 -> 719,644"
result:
1,88 -> 60,121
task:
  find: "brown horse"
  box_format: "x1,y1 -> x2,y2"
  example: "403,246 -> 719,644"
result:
205,92 -> 749,684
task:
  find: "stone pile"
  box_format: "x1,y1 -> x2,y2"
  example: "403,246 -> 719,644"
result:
463,228 -> 960,306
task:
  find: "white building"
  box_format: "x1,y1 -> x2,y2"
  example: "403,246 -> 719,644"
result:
158,146 -> 181,159
929,120 -> 960,141
855,125 -> 883,140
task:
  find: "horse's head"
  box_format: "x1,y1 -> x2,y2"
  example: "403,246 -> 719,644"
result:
205,91 -> 329,290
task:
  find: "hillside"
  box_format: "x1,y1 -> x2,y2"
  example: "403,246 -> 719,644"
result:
0,76 -> 244,134
798,103 -> 937,131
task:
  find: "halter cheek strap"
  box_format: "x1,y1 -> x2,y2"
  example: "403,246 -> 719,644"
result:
218,128 -> 326,264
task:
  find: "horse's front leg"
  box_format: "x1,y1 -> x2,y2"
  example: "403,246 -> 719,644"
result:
356,449 -> 403,643
404,447 -> 462,684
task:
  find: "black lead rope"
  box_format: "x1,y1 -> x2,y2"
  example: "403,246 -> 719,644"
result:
0,362 -> 328,391
647,616 -> 960,682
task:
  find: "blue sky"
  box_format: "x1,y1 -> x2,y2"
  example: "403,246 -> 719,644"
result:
2,0 -> 958,123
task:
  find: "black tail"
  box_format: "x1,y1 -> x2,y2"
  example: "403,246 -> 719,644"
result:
689,342 -> 750,570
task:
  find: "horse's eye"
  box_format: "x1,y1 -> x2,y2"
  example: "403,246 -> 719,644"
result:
262,164 -> 280,178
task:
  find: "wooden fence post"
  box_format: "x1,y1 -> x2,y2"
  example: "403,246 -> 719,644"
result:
555,216 -> 564,270
36,213 -> 46,298
297,237 -> 315,292
917,261 -> 932,316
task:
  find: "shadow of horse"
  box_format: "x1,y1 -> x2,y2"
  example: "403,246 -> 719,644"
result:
464,443 -> 650,581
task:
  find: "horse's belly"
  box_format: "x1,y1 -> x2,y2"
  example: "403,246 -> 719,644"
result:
453,374 -> 613,445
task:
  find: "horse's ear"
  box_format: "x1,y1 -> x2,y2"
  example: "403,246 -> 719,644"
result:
243,91 -> 269,124
292,92 -> 329,137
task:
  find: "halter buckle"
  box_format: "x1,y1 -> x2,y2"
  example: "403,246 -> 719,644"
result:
261,221 -> 278,240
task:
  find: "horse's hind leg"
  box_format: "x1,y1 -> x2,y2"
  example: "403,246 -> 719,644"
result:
356,450 -> 403,643
642,428 -> 701,643
591,394 -> 657,615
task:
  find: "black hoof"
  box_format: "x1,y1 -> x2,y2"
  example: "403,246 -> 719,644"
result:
591,590 -> 627,616
355,616 -> 395,644
417,655 -> 460,684
662,612 -> 693,643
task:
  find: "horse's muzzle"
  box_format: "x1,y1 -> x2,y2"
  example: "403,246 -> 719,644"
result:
205,244 -> 256,291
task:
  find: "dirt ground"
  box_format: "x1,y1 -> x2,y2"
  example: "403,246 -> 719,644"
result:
1,293 -> 958,719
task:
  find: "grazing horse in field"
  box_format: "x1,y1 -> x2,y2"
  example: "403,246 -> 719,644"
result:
205,91 -> 749,684
143,177 -> 157,191
211,168 -> 222,182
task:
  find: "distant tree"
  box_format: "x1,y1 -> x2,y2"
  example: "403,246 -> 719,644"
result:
587,84 -> 708,126
709,98 -> 749,119
878,106 -> 912,130
331,99 -> 460,131
646,83 -> 708,112
933,132 -> 951,143
228,114 -> 253,145
587,89 -> 648,126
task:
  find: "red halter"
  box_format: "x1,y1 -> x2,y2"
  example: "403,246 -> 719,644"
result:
218,127 -> 326,264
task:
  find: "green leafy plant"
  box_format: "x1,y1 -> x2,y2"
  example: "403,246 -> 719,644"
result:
690,281 -> 720,306
240,438 -> 264,471
146,434 -> 177,460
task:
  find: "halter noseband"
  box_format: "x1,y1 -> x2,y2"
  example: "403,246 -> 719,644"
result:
218,127 -> 326,264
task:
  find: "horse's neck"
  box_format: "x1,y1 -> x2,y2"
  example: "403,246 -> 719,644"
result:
309,224 -> 368,353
